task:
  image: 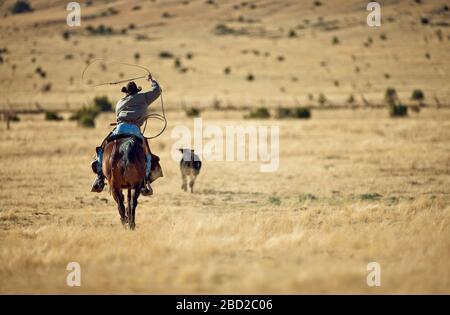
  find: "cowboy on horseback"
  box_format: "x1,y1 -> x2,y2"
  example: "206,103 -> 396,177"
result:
90,73 -> 162,195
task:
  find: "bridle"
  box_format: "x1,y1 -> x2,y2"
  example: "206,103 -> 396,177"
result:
81,58 -> 167,139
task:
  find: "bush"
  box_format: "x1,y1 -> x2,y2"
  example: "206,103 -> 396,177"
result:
276,107 -> 311,119
389,104 -> 408,117
293,107 -> 311,119
86,24 -> 114,36
269,196 -> 281,206
347,94 -> 355,104
318,93 -> 327,106
41,83 -> 52,93
62,31 -> 71,40
185,107 -> 201,117
245,107 -> 270,119
45,111 -> 63,121
276,107 -> 292,119
214,23 -> 235,35
299,193 -> 317,202
93,96 -> 113,112
11,1 -> 32,14
8,113 -> 20,122
69,96 -> 111,128
70,106 -> 99,128
78,114 -> 96,128
69,105 -> 100,121
411,89 -> 425,102
159,51 -> 174,59
384,87 -> 398,106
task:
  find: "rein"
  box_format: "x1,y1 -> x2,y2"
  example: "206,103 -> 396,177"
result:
82,58 -> 167,140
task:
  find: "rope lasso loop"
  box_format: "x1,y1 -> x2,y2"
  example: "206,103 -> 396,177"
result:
81,58 -> 167,139
142,94 -> 167,139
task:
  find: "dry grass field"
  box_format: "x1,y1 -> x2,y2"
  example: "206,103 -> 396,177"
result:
0,0 -> 449,294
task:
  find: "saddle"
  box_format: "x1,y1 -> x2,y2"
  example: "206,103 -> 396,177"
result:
106,133 -> 143,144
104,133 -> 163,184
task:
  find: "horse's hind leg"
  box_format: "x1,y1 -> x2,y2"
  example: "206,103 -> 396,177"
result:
126,188 -> 132,222
128,188 -> 140,230
181,172 -> 188,191
189,174 -> 196,193
112,188 -> 127,226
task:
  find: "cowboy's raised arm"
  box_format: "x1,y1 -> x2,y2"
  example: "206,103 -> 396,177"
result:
143,73 -> 162,105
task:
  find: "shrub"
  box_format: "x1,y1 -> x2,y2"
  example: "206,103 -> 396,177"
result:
269,196 -> 281,205
69,95 -> 111,128
45,111 -> 63,121
276,106 -> 310,119
174,58 -> 181,68
93,96 -> 113,112
276,107 -> 292,119
86,24 -> 114,36
159,51 -> 174,59
318,93 -> 327,106
10,1 -> 33,14
245,107 -> 270,119
332,36 -> 340,45
420,17 -> 429,25
78,114 -> 96,128
293,107 -> 311,119
347,94 -> 355,104
411,89 -> 425,102
62,31 -> 71,40
384,87 -> 398,106
41,83 -> 52,93
299,193 -> 317,202
246,73 -> 255,81
69,105 -> 100,121
185,107 -> 201,117
7,113 -> 20,122
214,23 -> 235,35
355,193 -> 382,201
70,106 -> 100,128
389,104 -> 408,117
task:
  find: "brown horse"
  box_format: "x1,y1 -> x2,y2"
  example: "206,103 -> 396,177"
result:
102,136 -> 145,230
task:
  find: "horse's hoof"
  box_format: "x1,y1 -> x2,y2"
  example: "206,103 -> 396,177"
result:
129,223 -> 136,230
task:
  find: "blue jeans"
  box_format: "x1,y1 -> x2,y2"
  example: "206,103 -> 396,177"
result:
96,123 -> 151,178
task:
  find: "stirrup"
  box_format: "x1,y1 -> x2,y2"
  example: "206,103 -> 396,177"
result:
141,179 -> 153,196
91,160 -> 99,174
91,176 -> 105,193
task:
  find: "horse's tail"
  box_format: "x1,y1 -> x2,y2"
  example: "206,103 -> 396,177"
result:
108,140 -> 117,195
120,137 -> 139,167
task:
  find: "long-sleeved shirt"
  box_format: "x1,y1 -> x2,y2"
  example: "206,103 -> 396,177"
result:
115,80 -> 162,127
